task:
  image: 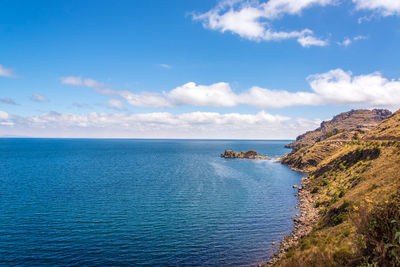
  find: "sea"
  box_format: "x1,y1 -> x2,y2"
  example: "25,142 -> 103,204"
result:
0,139 -> 303,266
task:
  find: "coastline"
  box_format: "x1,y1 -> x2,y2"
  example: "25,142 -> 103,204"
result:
264,171 -> 319,266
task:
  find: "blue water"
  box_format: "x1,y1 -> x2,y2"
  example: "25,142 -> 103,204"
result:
0,139 -> 302,266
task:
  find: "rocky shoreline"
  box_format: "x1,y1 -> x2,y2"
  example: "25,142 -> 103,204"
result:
263,175 -> 319,266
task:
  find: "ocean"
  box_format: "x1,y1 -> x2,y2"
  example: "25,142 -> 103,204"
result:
0,139 -> 302,266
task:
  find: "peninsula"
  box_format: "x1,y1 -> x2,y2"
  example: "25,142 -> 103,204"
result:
268,109 -> 400,266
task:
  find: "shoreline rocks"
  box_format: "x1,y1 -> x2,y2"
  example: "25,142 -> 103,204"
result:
265,175 -> 319,266
220,150 -> 270,159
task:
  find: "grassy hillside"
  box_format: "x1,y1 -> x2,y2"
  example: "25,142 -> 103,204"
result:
274,110 -> 400,266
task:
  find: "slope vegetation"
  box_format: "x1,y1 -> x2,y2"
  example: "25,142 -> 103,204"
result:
274,109 -> 400,267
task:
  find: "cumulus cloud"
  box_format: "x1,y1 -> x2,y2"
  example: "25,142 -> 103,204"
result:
0,64 -> 17,78
60,70 -> 400,110
353,0 -> 400,16
193,0 -> 330,47
1,110 -> 322,139
0,98 -> 17,105
168,82 -> 237,107
307,69 -> 400,108
30,93 -> 49,103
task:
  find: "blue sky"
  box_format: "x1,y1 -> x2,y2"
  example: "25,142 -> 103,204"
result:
1,0 -> 400,138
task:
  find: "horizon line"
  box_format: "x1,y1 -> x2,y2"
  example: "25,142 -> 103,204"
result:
0,137 -> 295,141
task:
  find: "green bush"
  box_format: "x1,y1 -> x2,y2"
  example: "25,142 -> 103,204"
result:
357,192 -> 400,266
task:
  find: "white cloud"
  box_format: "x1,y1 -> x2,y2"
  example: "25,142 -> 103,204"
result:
2,110 -> 322,139
168,70 -> 400,109
60,69 -> 400,109
262,0 -> 334,18
60,76 -> 107,92
354,35 -> 367,41
0,111 -> 9,120
193,0 -> 330,47
307,69 -> 400,108
239,86 -> 322,108
30,93 -> 49,103
168,82 -> 237,107
61,76 -> 173,108
337,35 -> 367,46
338,37 -> 352,46
60,70 -> 400,110
139,71 -> 400,109
297,34 -> 329,47
60,76 -> 83,86
107,99 -> 125,110
117,90 -> 174,108
0,64 -> 16,78
353,0 -> 400,16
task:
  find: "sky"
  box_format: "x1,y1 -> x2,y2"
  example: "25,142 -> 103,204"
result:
1,0 -> 400,139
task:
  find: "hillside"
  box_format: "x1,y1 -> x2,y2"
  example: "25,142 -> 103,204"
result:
286,109 -> 391,150
365,111 -> 400,141
272,109 -> 400,267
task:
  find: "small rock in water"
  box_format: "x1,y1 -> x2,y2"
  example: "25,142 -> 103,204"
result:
292,185 -> 298,188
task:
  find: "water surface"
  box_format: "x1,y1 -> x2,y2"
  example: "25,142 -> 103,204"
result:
0,139 -> 302,266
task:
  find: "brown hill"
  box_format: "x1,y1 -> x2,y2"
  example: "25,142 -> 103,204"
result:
272,109 -> 400,266
286,109 -> 391,149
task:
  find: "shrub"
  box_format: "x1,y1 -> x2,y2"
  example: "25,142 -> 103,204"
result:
333,247 -> 354,266
323,200 -> 354,227
356,192 -> 400,266
311,186 -> 320,194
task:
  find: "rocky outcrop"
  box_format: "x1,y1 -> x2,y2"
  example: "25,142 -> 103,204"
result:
220,150 -> 269,159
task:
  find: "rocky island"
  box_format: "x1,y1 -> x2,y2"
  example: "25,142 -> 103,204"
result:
221,150 -> 270,159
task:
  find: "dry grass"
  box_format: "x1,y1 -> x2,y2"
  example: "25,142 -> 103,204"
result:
276,136 -> 400,266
